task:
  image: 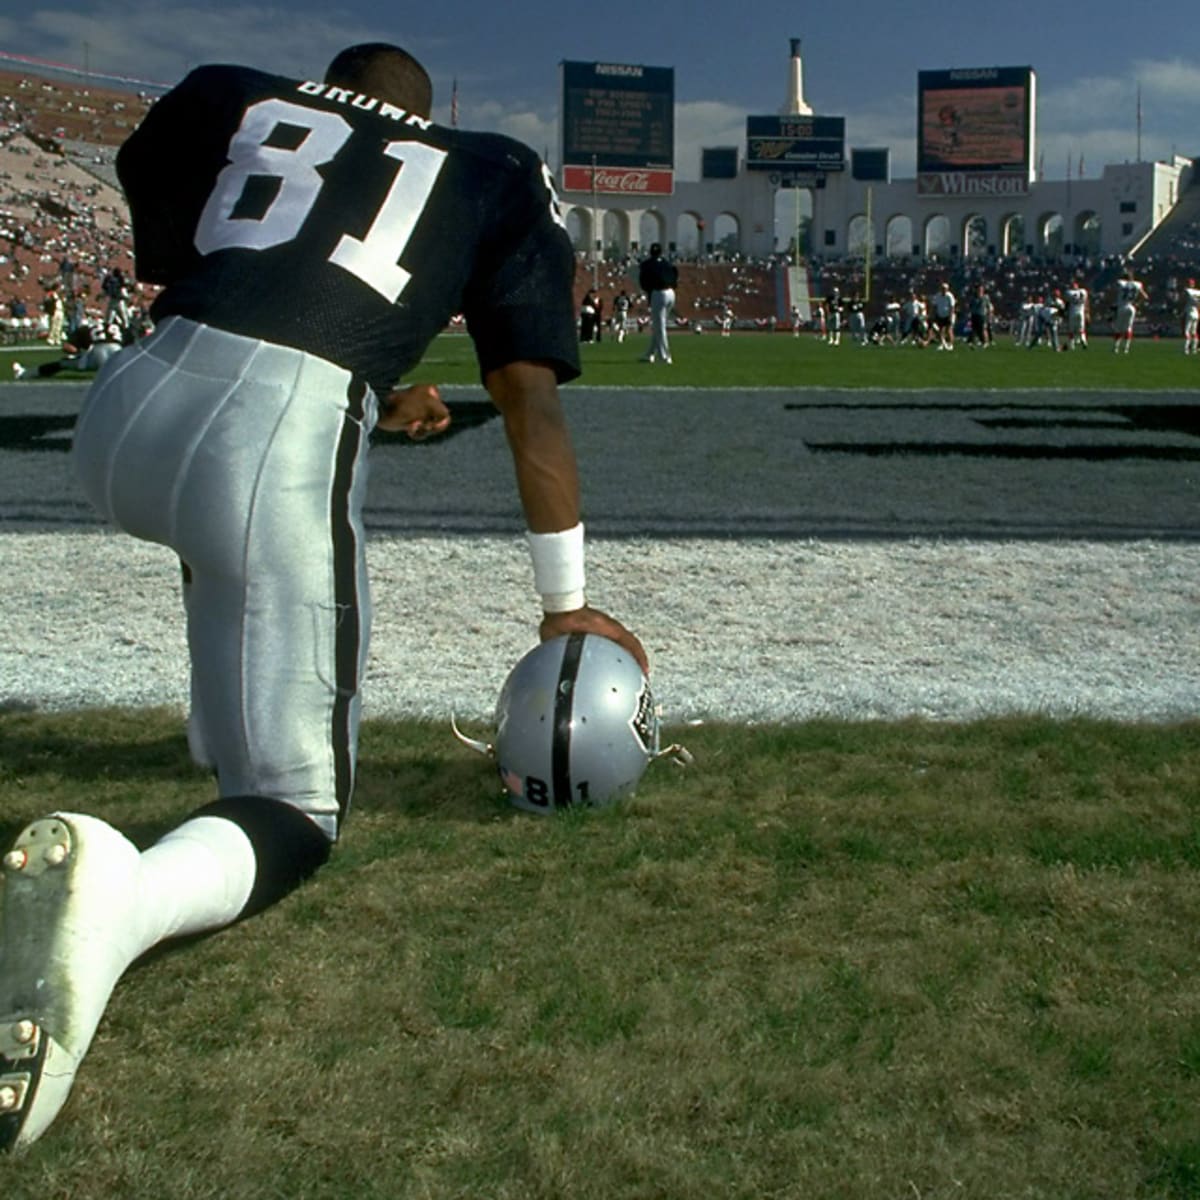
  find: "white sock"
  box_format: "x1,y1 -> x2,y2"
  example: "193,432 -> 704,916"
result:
1,812 -> 256,1135
135,816 -> 258,949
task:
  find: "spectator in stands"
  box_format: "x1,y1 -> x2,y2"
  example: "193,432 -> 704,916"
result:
638,242 -> 677,364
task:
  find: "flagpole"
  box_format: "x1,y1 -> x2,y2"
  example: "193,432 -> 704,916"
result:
1136,84 -> 1142,162
591,153 -> 599,289
1065,153 -> 1072,258
864,186 -> 873,304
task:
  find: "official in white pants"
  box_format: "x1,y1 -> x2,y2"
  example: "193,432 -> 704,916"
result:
647,287 -> 675,364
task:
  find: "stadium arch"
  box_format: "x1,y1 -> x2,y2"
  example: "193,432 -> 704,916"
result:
812,158 -> 1190,261
998,213 -> 1025,256
639,210 -> 668,250
1035,211 -> 1065,257
886,213 -> 915,257
564,206 -> 596,256
603,209 -> 632,257
1071,210 -> 1102,257
712,211 -> 740,255
675,211 -> 703,255
962,213 -> 987,259
923,214 -> 951,258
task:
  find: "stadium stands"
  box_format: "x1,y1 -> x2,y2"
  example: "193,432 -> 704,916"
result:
573,257 -> 781,332
0,70 -> 151,343
7,64 -> 1200,345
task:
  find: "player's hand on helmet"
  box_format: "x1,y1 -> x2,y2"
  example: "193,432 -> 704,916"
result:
378,382 -> 451,440
540,605 -> 650,676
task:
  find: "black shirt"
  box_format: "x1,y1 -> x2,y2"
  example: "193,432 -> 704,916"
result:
639,255 -> 678,293
118,64 -> 580,394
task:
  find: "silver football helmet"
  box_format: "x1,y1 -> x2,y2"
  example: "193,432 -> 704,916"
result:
455,633 -> 690,814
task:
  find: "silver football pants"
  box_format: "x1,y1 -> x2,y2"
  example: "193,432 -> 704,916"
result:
72,317 -> 378,840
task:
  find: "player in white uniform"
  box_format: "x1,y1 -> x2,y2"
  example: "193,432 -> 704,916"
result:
1016,296 -> 1038,347
610,289 -> 632,342
1064,280 -> 1090,349
1113,269 -> 1148,353
719,302 -> 734,337
847,298 -> 867,345
1181,278 -> 1200,354
900,292 -> 926,345
1034,291 -> 1064,352
931,281 -> 956,349
813,300 -> 827,340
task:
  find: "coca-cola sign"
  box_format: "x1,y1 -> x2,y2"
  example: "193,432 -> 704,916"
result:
562,165 -> 675,196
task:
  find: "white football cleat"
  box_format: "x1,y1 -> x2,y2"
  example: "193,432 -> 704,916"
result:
0,813 -> 141,1151
10,362 -> 25,380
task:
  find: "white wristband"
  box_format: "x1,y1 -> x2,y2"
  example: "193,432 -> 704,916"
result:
526,523 -> 586,613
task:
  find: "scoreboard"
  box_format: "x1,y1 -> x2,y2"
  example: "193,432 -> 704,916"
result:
560,60 -> 675,195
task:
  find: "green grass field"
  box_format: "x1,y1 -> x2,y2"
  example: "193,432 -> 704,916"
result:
428,329 -> 1200,391
1,331 -> 1198,1197
0,712 -> 1199,1198
4,327 -> 1200,391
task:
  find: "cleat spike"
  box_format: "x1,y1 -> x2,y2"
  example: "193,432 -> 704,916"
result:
0,1086 -> 17,1113
3,849 -> 27,872
43,844 -> 68,867
12,1022 -> 35,1045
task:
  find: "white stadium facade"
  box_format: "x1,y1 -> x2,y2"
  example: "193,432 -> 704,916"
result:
557,42 -> 1194,267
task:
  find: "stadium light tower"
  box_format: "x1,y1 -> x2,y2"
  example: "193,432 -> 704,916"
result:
784,38 -> 814,116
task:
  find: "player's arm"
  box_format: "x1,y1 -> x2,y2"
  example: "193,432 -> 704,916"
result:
485,360 -> 649,674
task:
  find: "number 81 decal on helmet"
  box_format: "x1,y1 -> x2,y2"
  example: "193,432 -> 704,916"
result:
453,633 -> 692,813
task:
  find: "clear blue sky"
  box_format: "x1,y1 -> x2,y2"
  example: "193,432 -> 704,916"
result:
2,0 -> 1197,180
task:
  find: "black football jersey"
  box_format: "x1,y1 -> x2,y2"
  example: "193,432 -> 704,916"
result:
117,64 -> 580,394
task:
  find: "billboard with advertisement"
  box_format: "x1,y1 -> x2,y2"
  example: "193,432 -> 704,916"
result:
745,115 -> 846,176
560,60 -> 674,194
851,147 -> 891,183
917,66 -> 1035,195
701,146 -> 739,180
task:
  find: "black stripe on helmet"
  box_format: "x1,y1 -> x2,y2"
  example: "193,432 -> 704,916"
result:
551,633 -> 587,807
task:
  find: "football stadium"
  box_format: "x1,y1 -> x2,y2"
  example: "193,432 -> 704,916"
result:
0,42 -> 1199,1200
